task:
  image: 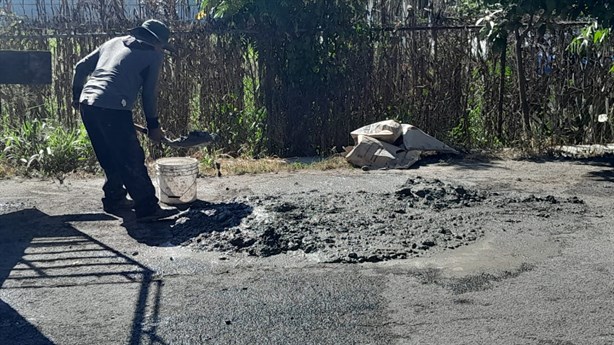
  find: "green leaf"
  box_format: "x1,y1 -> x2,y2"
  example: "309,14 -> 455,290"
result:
199,0 -> 209,10
594,30 -> 604,44
594,28 -> 610,45
27,155 -> 39,169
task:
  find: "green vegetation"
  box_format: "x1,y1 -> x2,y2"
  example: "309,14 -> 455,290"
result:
568,23 -> 611,57
0,119 -> 98,177
197,0 -> 371,156
0,117 -> 350,179
478,0 -> 614,140
451,68 -> 502,149
2,0 -> 614,178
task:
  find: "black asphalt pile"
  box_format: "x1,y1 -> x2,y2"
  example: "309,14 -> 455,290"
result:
501,194 -> 585,205
394,176 -> 489,209
170,178 -> 586,263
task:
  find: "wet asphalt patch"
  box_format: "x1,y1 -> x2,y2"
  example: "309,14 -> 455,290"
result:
410,262 -> 536,294
169,177 -> 586,263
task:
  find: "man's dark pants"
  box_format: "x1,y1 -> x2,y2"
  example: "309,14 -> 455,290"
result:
80,104 -> 158,217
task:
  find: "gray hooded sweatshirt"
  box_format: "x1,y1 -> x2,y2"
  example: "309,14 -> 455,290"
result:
72,35 -> 163,124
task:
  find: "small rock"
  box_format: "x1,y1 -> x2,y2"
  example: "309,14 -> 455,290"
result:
439,228 -> 452,235
367,255 -> 381,262
422,240 -> 436,247
454,186 -> 466,195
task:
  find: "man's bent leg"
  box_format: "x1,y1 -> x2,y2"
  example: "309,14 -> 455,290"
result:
97,109 -> 159,217
80,105 -> 127,203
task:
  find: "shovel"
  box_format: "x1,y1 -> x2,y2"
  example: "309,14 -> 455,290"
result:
134,124 -> 218,148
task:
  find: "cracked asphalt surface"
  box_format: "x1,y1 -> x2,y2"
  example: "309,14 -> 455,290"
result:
1,157 -> 614,345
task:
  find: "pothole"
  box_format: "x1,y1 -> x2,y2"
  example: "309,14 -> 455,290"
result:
169,177 -> 587,263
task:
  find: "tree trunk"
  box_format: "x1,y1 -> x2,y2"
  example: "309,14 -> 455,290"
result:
497,45 -> 506,139
515,28 -> 531,138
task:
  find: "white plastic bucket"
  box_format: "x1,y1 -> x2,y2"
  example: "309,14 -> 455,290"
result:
156,157 -> 199,205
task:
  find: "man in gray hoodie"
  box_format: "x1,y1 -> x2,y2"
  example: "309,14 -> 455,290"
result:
72,19 -> 179,222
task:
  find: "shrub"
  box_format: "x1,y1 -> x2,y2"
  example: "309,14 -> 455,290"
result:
1,119 -> 97,176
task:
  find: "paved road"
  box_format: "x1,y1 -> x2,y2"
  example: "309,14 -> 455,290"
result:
1,158 -> 613,345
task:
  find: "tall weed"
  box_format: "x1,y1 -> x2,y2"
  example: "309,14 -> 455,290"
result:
1,119 -> 97,176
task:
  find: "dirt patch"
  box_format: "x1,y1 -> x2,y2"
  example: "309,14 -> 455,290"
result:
169,177 -> 586,263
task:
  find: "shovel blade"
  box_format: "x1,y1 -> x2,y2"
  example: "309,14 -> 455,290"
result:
163,131 -> 218,148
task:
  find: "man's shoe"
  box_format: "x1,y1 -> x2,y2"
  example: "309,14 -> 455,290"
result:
103,198 -> 135,213
136,206 -> 183,223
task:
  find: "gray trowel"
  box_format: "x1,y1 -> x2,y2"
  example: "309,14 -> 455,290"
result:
134,124 -> 218,148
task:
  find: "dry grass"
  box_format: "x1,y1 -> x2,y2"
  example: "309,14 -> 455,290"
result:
0,163 -> 15,179
0,155 -> 352,179
200,155 -> 352,176
310,156 -> 354,170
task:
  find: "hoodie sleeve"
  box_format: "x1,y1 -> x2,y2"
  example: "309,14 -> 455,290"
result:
141,53 -> 163,129
72,47 -> 100,103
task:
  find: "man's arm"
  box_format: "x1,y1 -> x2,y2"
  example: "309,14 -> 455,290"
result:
142,55 -> 163,130
71,48 -> 100,106
141,54 -> 164,142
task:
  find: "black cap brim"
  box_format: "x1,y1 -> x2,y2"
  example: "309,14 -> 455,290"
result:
129,26 -> 175,53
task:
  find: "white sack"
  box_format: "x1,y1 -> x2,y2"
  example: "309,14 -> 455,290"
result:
350,120 -> 403,144
345,135 -> 421,169
401,124 -> 458,153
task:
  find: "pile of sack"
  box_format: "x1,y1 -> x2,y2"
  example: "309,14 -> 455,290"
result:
344,120 -> 458,169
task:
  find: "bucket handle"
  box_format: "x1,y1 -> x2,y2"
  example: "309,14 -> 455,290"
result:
160,179 -> 198,199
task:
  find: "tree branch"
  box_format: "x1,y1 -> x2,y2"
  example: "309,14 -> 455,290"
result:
520,13 -> 534,39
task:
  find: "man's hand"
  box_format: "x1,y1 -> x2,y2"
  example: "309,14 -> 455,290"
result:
71,100 -> 80,110
148,127 -> 165,143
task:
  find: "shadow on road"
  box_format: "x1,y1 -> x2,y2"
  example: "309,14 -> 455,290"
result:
585,168 -> 614,183
425,153 -> 614,179
0,208 -> 168,345
571,156 -> 614,183
117,199 -> 254,247
413,153 -> 504,171
0,295 -> 54,344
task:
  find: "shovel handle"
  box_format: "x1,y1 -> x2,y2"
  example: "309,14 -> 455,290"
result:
134,124 -> 172,147
134,123 -> 148,134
